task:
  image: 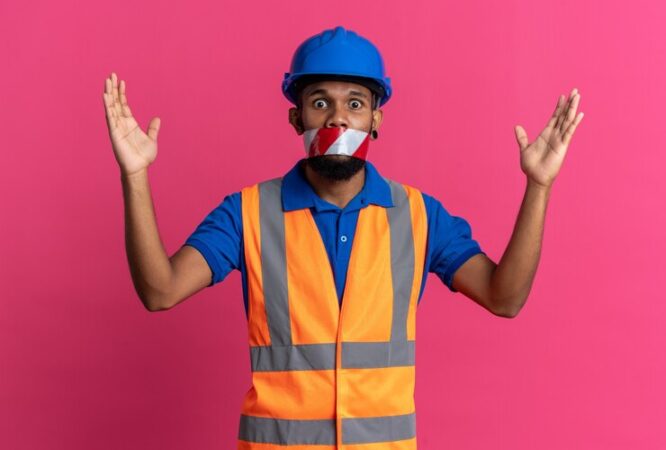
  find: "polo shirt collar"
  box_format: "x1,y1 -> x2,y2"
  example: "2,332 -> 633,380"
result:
281,158 -> 394,212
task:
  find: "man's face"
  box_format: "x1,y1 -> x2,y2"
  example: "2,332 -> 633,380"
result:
288,80 -> 383,181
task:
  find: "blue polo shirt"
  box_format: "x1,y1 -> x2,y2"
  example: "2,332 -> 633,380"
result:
182,158 -> 485,316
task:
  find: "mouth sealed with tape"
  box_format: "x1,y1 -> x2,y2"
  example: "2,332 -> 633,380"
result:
303,127 -> 370,160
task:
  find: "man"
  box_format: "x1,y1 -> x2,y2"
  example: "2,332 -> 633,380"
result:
103,25 -> 583,450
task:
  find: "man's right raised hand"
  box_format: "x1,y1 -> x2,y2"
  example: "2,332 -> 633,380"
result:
103,72 -> 161,177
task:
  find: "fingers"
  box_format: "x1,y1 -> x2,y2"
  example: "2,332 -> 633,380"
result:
563,112 -> 584,147
103,90 -> 116,130
554,89 -> 573,130
147,117 -> 161,141
514,125 -> 529,151
103,72 -> 136,132
119,78 -> 134,118
111,73 -> 123,120
546,94 -> 565,130
557,88 -> 579,133
561,89 -> 580,134
103,76 -> 118,130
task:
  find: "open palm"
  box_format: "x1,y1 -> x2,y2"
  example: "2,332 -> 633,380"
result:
103,72 -> 161,176
515,88 -> 584,188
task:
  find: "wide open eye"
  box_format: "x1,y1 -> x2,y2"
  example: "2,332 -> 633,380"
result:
350,99 -> 363,109
313,99 -> 328,108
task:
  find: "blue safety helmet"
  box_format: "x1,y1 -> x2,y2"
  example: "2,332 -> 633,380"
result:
282,26 -> 393,109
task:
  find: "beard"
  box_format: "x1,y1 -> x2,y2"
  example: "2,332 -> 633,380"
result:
303,155 -> 366,181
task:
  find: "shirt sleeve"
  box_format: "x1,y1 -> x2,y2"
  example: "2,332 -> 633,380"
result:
423,192 -> 486,293
181,192 -> 243,287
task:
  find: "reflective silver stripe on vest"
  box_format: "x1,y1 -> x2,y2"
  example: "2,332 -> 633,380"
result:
238,415 -> 336,445
258,177 -> 292,347
341,340 -> 415,368
250,341 -> 415,371
238,412 -> 416,445
342,412 -> 416,444
251,343 -> 336,371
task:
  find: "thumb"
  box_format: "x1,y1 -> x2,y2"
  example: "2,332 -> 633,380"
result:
514,125 -> 528,151
147,117 -> 161,141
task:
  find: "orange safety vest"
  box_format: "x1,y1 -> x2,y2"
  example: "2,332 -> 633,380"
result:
238,175 -> 428,449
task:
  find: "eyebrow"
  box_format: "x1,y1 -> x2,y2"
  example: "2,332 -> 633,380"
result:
305,88 -> 369,99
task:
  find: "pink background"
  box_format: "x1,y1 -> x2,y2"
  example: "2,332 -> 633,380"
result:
2,0 -> 664,448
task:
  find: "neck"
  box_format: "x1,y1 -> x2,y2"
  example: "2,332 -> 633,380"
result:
302,160 -> 366,209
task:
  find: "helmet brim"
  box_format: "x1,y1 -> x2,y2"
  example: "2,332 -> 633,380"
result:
286,73 -> 389,108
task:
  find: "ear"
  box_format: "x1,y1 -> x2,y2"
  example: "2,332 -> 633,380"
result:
371,108 -> 383,132
289,107 -> 304,135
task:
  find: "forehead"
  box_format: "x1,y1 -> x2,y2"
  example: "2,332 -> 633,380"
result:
302,80 -> 371,97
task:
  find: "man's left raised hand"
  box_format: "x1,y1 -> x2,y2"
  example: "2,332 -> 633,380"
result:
514,88 -> 584,189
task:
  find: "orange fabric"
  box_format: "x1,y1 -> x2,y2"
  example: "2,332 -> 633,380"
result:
337,366 -> 416,417
284,209 -> 339,344
337,206 -> 394,342
241,370 -> 336,419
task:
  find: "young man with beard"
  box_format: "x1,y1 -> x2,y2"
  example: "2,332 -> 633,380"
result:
104,25 -> 583,450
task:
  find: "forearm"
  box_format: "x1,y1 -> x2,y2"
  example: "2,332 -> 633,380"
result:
121,169 -> 173,310
490,179 -> 551,316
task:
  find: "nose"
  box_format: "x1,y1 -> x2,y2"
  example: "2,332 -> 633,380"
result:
325,103 -> 348,129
